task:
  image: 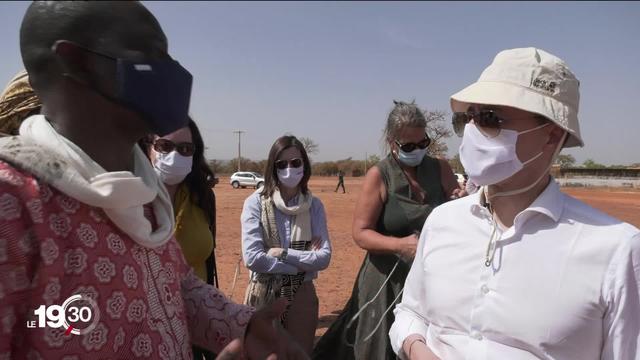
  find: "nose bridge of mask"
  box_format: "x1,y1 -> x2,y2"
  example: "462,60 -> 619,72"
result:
400,147 -> 426,156
466,124 -> 519,155
278,165 -> 303,176
155,149 -> 192,170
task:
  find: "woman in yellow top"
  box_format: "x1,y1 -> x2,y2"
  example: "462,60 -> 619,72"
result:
141,118 -> 217,360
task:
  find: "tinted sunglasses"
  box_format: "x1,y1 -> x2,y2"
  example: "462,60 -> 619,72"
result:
275,158 -> 303,170
153,138 -> 196,156
394,134 -> 431,152
452,110 -> 504,138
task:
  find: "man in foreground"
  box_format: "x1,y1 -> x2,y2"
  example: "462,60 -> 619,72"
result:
390,47 -> 640,360
0,2 -> 305,359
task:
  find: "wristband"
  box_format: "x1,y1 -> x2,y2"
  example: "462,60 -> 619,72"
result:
280,248 -> 288,261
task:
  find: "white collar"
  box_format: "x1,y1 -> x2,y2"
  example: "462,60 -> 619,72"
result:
470,179 -> 565,232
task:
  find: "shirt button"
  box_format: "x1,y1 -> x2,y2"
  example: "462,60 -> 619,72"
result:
471,331 -> 483,341
480,284 -> 490,295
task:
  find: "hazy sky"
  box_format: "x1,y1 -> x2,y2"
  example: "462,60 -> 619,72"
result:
1,1 -> 639,165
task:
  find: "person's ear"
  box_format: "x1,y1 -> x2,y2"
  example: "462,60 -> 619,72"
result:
51,40 -> 92,85
546,125 -> 566,150
388,138 -> 396,153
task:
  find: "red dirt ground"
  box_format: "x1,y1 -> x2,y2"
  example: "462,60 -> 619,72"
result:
212,177 -> 640,338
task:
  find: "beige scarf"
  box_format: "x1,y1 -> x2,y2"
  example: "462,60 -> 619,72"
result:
272,189 -> 312,243
0,115 -> 174,248
244,189 -> 313,314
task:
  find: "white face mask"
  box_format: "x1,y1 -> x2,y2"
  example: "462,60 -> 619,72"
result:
459,122 -> 549,186
277,165 -> 304,189
153,150 -> 193,185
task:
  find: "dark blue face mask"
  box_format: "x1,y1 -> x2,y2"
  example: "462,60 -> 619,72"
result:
115,58 -> 193,136
63,44 -> 193,136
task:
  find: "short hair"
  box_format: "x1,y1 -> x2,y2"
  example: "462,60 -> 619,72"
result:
20,1 -> 166,91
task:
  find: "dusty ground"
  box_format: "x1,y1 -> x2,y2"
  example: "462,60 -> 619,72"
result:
213,177 -> 640,338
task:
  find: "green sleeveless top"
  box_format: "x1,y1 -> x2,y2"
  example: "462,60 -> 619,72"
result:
376,153 -> 446,238
311,154 -> 449,360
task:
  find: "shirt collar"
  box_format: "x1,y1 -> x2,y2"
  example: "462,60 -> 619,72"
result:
469,178 -> 564,224
523,179 -> 564,223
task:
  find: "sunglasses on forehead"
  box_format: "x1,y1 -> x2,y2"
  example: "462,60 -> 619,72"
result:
275,158 -> 304,170
394,133 -> 431,152
152,138 -> 196,156
452,110 -> 504,138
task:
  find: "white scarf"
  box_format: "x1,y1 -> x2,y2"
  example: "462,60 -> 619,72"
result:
0,115 -> 174,248
272,189 -> 312,244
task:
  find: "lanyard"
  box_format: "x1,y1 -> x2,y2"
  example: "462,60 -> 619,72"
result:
484,216 -> 500,267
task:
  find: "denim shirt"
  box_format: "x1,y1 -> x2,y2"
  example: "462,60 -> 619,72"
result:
241,190 -> 332,281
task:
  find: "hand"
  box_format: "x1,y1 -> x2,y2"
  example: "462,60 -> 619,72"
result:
311,236 -> 323,251
244,298 -> 309,360
216,339 -> 278,360
450,188 -> 467,200
396,234 -> 418,262
267,247 -> 284,259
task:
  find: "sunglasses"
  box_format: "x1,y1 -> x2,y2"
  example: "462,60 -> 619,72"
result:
452,110 -> 504,138
394,134 -> 431,152
275,158 -> 304,170
153,138 -> 196,156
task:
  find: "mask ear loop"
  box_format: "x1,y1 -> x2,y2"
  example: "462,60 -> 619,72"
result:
487,131 -> 567,200
341,259 -> 402,348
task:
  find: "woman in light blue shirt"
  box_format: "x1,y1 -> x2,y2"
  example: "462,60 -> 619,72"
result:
241,135 -> 332,355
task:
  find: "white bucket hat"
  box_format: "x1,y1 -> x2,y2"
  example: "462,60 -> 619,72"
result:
451,47 -> 583,148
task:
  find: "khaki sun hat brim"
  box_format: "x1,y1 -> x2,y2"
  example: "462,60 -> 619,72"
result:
451,81 -> 583,148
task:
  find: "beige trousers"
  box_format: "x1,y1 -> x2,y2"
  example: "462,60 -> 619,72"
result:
283,281 -> 319,355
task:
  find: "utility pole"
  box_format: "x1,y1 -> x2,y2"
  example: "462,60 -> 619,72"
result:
364,152 -> 368,173
233,130 -> 245,172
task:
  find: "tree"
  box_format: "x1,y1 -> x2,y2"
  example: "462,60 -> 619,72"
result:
555,154 -> 576,168
207,159 -> 223,175
423,110 -> 452,158
366,154 -> 381,172
582,159 -> 606,169
299,137 -> 319,157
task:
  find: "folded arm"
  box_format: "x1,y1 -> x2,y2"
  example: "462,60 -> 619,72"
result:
241,193 -> 299,275
283,198 -> 332,272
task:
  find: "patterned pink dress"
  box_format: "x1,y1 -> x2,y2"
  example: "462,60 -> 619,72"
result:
0,160 -> 253,359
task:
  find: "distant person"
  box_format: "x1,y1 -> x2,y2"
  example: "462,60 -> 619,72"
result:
0,70 -> 40,136
0,2 -> 306,359
313,100 -> 462,360
140,119 -> 218,360
241,135 -> 332,355
390,48 -> 640,360
335,170 -> 346,193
